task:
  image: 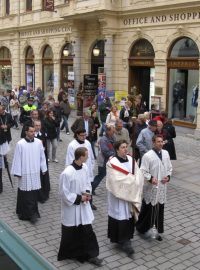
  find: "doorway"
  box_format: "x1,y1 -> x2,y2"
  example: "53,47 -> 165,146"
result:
130,67 -> 151,110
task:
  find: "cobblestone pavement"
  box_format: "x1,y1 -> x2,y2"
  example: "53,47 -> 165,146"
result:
1,117 -> 200,270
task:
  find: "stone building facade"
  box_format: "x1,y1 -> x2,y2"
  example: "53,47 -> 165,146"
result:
1,0 -> 200,133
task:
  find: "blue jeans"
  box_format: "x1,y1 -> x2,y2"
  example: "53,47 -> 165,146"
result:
92,166 -> 106,192
99,122 -> 106,136
60,115 -> 69,132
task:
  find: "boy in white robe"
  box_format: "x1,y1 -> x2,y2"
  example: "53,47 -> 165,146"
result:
58,147 -> 102,266
11,125 -> 47,224
136,134 -> 172,241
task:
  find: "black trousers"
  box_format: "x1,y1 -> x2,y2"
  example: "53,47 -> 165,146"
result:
136,200 -> 164,234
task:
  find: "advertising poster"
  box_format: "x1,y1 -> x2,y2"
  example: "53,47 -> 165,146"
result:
26,64 -> 35,92
83,74 -> 98,111
68,71 -> 75,108
97,73 -> 106,107
114,90 -> 128,109
106,90 -> 115,104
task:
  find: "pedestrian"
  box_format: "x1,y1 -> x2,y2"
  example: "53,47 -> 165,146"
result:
0,105 -> 14,193
44,110 -> 59,162
90,110 -> 100,159
58,147 -> 103,266
11,125 -> 47,224
136,120 -> 157,160
92,125 -> 116,197
136,135 -> 172,241
21,109 -> 41,138
10,94 -> 20,129
34,120 -> 50,203
71,112 -> 94,142
99,97 -> 112,136
106,140 -> 144,256
114,119 -> 130,143
65,128 -> 96,209
60,93 -> 71,135
19,96 -> 37,124
106,105 -> 119,126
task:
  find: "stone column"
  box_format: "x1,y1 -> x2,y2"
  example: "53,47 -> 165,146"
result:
73,36 -> 81,90
154,58 -> 166,110
103,35 -> 113,90
53,59 -> 60,100
20,58 -> 25,86
11,39 -> 21,88
34,59 -> 42,90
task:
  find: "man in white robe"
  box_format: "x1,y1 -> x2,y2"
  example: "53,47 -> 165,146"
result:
106,140 -> 144,256
65,128 -> 96,209
136,134 -> 172,241
58,147 -> 102,266
65,128 -> 95,183
11,125 -> 47,224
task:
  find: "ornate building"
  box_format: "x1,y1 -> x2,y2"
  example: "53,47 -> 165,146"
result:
1,0 -> 200,133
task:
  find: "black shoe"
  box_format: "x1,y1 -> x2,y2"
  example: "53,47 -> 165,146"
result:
0,182 -> 3,193
30,214 -> 38,224
121,241 -> 135,256
92,190 -> 96,195
156,235 -> 163,241
88,257 -> 103,266
91,203 -> 97,210
59,139 -> 63,142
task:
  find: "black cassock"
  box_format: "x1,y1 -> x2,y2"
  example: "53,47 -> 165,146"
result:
35,132 -> 50,202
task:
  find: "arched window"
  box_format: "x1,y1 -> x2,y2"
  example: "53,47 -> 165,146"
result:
25,46 -> 35,92
130,39 -> 155,58
170,37 -> 199,58
42,45 -> 54,96
0,47 -> 12,91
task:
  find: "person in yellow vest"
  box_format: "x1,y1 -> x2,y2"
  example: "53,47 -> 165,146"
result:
19,97 -> 37,124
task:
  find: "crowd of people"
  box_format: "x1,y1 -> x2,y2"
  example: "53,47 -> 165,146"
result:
0,88 -> 176,267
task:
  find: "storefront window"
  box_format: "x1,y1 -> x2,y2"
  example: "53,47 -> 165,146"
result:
0,47 -> 11,92
91,40 -> 104,74
43,45 -> 54,96
168,37 -> 199,123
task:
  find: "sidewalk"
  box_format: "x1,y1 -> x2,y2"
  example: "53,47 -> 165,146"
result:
0,118 -> 200,270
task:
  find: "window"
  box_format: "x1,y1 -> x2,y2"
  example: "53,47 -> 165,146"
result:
26,0 -> 32,11
5,0 -> 10,15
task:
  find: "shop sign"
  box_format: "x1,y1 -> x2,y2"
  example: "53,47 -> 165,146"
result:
123,11 -> 200,26
83,74 -> 98,111
20,25 -> 71,37
168,60 -> 198,69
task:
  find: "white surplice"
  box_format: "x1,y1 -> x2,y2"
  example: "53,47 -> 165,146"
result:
59,163 -> 94,226
65,139 -> 95,182
11,138 -> 47,191
107,155 -> 144,221
140,149 -> 172,206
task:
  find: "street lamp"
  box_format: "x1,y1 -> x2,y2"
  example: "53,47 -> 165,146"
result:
93,45 -> 100,57
63,48 -> 69,57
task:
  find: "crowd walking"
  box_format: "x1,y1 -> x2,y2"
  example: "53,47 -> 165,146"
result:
0,88 -> 178,268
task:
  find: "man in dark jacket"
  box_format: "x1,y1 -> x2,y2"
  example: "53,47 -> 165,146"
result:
71,112 -> 94,142
60,94 -> 71,134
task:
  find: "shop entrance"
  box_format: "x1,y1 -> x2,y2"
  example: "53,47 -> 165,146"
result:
128,39 -> 155,111
130,66 -> 151,110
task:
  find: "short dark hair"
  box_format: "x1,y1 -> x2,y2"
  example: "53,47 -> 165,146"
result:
114,140 -> 128,151
148,120 -> 157,127
74,128 -> 86,138
152,134 -> 163,142
74,147 -> 88,160
24,124 -> 34,132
